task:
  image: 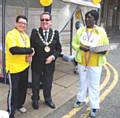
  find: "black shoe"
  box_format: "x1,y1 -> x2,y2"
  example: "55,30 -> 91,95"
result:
32,101 -> 39,109
10,116 -> 15,118
9,115 -> 15,118
45,101 -> 56,109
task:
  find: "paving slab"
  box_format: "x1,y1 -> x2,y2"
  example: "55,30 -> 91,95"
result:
54,74 -> 79,88
53,70 -> 66,81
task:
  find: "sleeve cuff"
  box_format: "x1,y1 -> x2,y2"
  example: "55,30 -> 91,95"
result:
51,55 -> 55,60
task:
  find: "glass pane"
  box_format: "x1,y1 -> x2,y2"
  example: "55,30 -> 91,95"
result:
5,0 -> 26,33
28,8 -> 43,36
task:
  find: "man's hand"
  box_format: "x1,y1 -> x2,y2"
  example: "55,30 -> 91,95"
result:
45,55 -> 55,64
26,48 -> 35,63
26,55 -> 32,63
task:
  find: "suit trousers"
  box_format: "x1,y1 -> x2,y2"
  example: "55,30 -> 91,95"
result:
32,61 -> 55,102
7,67 -> 29,118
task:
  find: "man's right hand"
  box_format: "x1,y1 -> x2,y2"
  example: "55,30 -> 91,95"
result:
25,48 -> 35,63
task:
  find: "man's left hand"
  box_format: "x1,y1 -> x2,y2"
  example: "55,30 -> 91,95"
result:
45,55 -> 55,64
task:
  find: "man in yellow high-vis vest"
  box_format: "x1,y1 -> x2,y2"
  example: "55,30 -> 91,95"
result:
6,15 -> 34,118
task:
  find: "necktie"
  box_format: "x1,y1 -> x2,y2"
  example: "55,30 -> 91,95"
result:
44,31 -> 47,41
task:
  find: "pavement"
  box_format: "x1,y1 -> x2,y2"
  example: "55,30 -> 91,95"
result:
0,57 -> 80,118
0,33 -> 120,118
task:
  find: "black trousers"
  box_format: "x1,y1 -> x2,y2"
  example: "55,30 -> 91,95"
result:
7,67 -> 29,118
31,61 -> 55,102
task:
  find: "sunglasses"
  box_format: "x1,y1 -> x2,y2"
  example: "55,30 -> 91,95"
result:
40,19 -> 50,22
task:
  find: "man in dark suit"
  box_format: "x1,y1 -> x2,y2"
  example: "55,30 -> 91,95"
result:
30,12 -> 62,109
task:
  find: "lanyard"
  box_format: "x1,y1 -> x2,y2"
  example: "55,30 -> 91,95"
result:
84,28 -> 94,71
84,52 -> 92,71
19,32 -> 27,46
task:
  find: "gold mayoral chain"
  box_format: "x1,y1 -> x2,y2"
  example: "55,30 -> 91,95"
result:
37,29 -> 55,53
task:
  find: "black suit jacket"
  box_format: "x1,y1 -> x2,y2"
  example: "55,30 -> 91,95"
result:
30,27 -> 62,70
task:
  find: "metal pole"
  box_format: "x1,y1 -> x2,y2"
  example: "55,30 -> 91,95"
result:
70,16 -> 73,55
24,0 -> 29,18
79,8 -> 85,26
44,4 -> 52,14
2,0 -> 6,83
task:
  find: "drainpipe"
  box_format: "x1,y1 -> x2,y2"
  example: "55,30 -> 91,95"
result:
2,0 -> 6,82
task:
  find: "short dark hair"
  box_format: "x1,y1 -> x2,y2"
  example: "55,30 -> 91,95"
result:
85,10 -> 99,23
16,15 -> 28,23
40,12 -> 52,20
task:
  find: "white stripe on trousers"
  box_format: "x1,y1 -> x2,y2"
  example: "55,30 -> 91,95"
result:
8,72 -> 12,115
77,64 -> 102,109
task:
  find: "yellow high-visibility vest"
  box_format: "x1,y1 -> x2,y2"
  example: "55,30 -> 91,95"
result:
6,28 -> 30,73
